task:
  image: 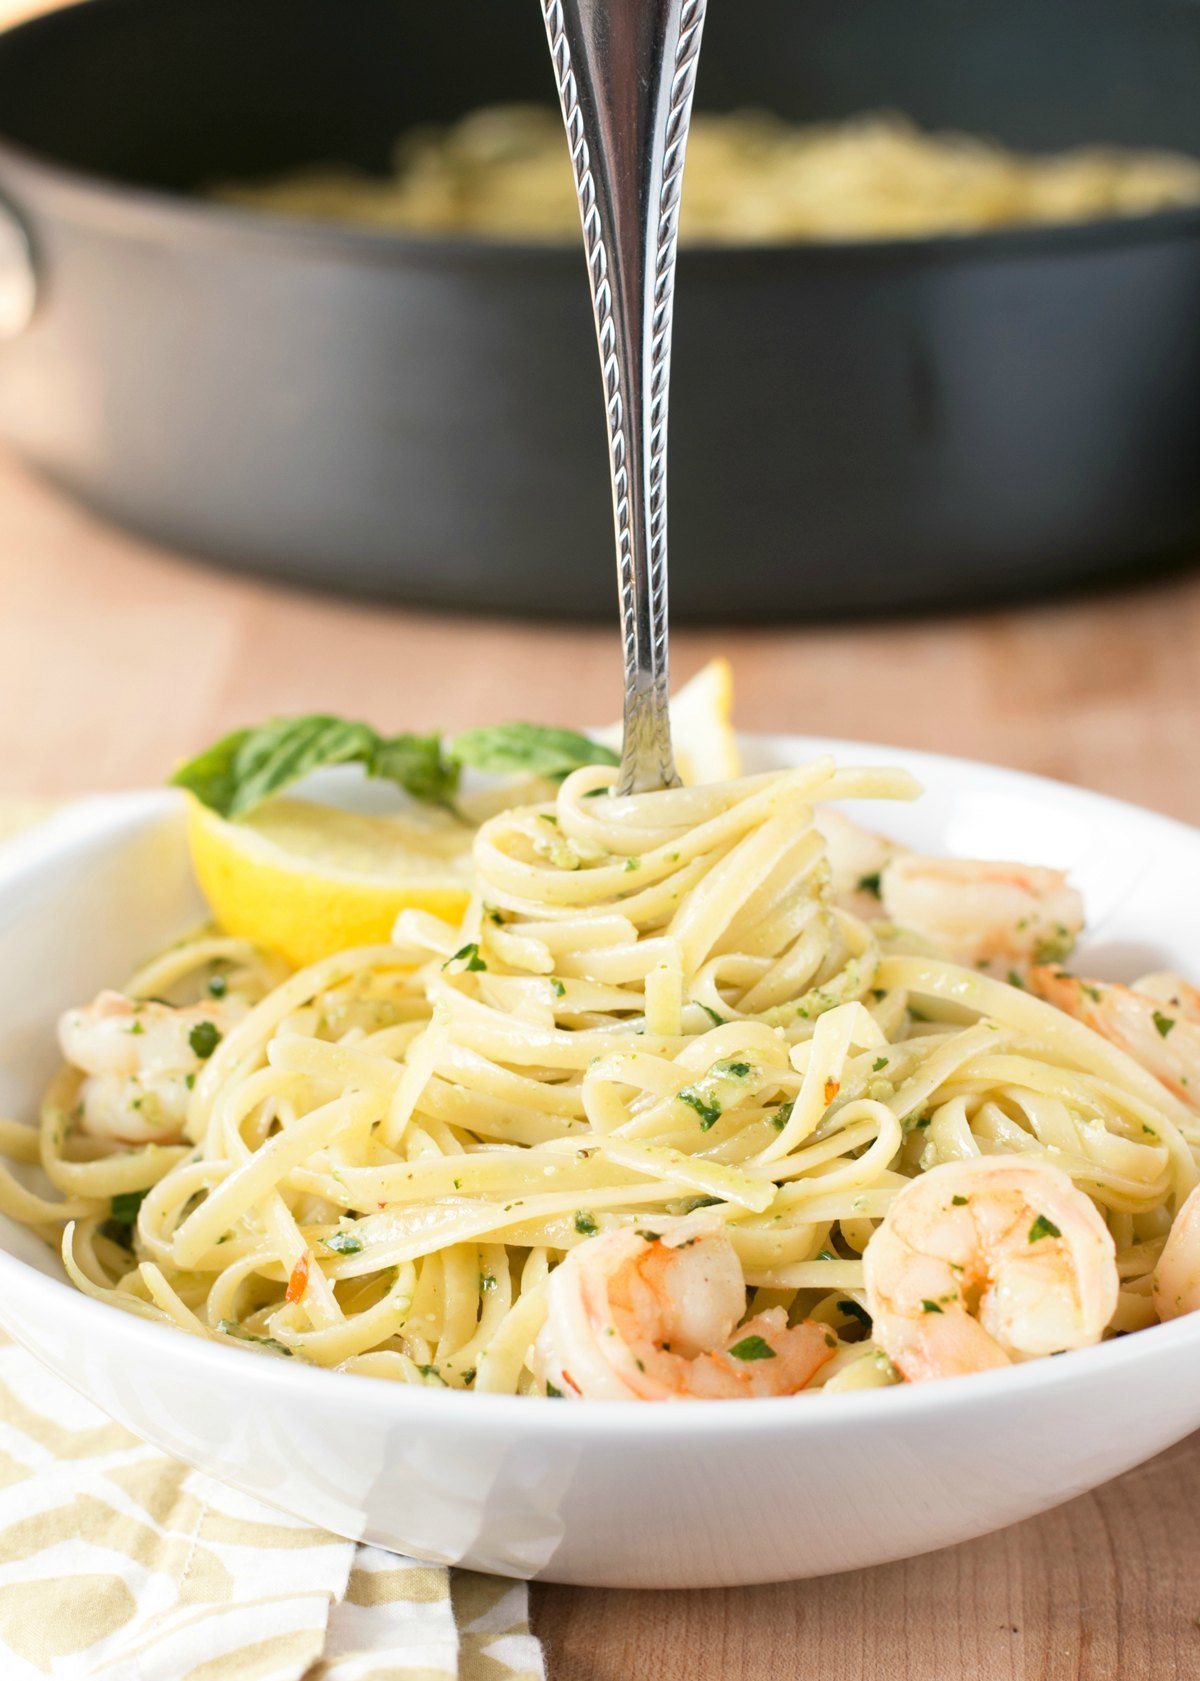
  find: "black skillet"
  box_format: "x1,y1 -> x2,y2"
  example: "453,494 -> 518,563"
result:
0,0 -> 1198,620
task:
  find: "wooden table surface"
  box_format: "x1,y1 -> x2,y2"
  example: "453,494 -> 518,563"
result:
2,450 -> 1199,1677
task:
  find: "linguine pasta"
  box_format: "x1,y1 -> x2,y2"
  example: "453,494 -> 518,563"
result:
5,758 -> 1198,1397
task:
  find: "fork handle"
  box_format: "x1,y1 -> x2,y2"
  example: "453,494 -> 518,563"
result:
541,0 -> 707,793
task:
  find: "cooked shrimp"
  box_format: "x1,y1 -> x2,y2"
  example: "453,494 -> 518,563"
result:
1029,965 -> 1200,1111
534,1221 -> 836,1400
881,855 -> 1083,975
1153,1184 -> 1200,1320
58,989 -> 242,1144
863,1156 -> 1118,1382
814,807 -> 908,920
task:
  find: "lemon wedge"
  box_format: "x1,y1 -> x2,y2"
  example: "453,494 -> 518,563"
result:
669,656 -> 740,784
592,656 -> 741,784
184,658 -> 740,965
185,796 -> 474,968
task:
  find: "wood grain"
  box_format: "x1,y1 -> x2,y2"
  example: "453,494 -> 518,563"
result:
534,1436 -> 1200,1680
0,449 -> 1199,1678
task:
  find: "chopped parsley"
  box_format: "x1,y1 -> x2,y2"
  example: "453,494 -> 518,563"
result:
1007,970 -> 1024,990
951,1195 -> 968,1207
551,979 -> 566,998
416,1364 -> 447,1385
623,857 -> 641,873
573,1211 -> 598,1236
920,1300 -> 944,1315
479,1272 -> 497,1291
678,1089 -> 723,1130
770,1099 -> 794,1133
546,1380 -> 564,1398
872,1056 -> 889,1072
695,1002 -> 727,1027
218,1320 -> 293,1357
714,1060 -> 752,1079
207,974 -> 228,999
127,1019 -> 145,1036
108,1189 -> 148,1230
188,1020 -> 222,1060
445,942 -> 487,973
728,1334 -> 776,1362
1028,1213 -> 1062,1243
322,1230 -> 364,1255
856,872 -> 882,899
1153,1010 -> 1176,1039
677,1196 -> 723,1213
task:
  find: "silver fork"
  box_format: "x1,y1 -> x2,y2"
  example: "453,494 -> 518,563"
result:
540,0 -> 707,794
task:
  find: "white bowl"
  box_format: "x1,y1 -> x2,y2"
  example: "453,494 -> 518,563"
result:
0,736 -> 1198,1590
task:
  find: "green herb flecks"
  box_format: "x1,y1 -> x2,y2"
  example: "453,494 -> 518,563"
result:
1153,1010 -> 1176,1039
677,1089 -> 723,1131
109,1189 -> 149,1229
920,1300 -> 944,1315
1028,1213 -> 1062,1243
218,1320 -> 293,1357
444,943 -> 487,973
573,1211 -> 598,1236
323,1230 -> 364,1256
856,872 -> 882,899
188,1021 -> 222,1060
728,1334 -> 776,1362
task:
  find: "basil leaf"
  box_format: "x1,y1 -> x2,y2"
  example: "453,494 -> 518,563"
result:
449,722 -> 618,780
172,715 -> 379,818
371,731 -> 460,810
172,714 -> 607,819
168,727 -> 253,817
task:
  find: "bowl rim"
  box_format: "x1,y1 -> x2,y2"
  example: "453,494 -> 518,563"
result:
3,734 -> 1200,1437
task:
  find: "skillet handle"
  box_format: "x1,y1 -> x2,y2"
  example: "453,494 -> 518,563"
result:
0,194 -> 34,338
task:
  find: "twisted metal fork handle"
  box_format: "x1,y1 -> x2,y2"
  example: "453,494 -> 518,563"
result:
541,0 -> 706,794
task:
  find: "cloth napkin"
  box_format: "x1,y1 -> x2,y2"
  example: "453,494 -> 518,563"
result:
0,801 -> 547,1681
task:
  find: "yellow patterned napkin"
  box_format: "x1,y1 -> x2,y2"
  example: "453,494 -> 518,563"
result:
0,804 -> 546,1681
